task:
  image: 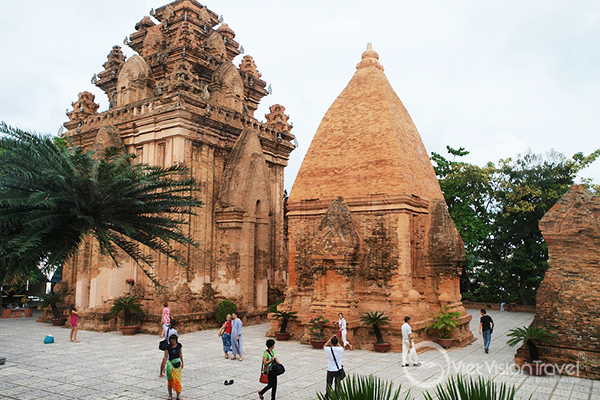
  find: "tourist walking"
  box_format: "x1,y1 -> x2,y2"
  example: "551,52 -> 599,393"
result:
231,312 -> 243,361
161,301 -> 171,337
258,339 -> 282,400
479,309 -> 494,354
69,305 -> 80,342
160,334 -> 184,400
219,314 -> 233,358
336,312 -> 353,350
323,335 -> 345,397
401,316 -> 420,367
166,319 -> 180,339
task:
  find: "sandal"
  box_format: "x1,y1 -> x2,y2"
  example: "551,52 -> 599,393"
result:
258,390 -> 264,400
225,354 -> 229,359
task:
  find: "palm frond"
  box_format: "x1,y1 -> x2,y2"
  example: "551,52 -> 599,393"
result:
317,373 -> 409,400
0,122 -> 202,285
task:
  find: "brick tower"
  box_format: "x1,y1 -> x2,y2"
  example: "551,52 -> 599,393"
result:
61,0 -> 295,331
275,44 -> 473,349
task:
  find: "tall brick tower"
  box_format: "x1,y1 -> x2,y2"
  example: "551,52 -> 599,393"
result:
61,0 -> 295,330
277,44 -> 473,349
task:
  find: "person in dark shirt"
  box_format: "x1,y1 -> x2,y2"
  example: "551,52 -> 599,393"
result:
479,309 -> 494,354
160,334 -> 184,400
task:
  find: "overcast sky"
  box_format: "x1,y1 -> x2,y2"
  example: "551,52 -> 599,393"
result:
2,1 -> 599,191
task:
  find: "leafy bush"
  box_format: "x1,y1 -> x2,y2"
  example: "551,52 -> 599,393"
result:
425,306 -> 461,339
110,295 -> 144,326
317,373 -> 409,400
309,315 -> 329,340
423,375 -> 519,400
215,300 -> 237,324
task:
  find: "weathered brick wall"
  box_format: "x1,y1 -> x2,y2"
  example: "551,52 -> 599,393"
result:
530,185 -> 600,379
59,0 -> 295,332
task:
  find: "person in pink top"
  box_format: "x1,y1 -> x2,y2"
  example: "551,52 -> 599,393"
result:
69,305 -> 80,342
161,302 -> 171,338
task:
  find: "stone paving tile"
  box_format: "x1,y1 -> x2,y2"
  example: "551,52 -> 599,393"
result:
0,310 -> 596,399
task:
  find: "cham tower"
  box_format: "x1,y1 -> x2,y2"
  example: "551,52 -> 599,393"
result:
274,44 -> 473,349
60,0 -> 295,331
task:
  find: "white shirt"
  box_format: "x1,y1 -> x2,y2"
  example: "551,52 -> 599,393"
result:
338,318 -> 347,331
401,322 -> 412,340
164,327 -> 179,339
324,346 -> 344,371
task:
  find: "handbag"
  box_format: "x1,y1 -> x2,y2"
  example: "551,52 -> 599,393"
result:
159,327 -> 170,351
330,347 -> 346,380
275,363 -> 285,376
267,350 -> 286,376
259,362 -> 269,383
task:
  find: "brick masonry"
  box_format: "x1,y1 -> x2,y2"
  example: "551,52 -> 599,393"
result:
520,185 -> 600,379
273,45 -> 473,350
60,0 -> 295,331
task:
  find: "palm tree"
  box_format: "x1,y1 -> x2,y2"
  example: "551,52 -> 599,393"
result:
39,290 -> 68,319
507,325 -> 557,362
0,123 -> 202,286
110,294 -> 144,326
272,310 -> 298,333
360,311 -> 390,344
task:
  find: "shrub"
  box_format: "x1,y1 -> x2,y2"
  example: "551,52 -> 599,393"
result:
309,315 -> 329,340
425,306 -> 461,339
215,300 -> 237,324
317,373 -> 409,400
360,311 -> 391,344
40,291 -> 69,319
110,295 -> 144,326
424,375 -> 518,400
507,325 -> 557,362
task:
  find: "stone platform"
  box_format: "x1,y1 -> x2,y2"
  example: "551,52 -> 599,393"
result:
0,310 -> 597,399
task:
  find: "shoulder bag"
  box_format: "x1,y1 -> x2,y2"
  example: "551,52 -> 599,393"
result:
268,349 -> 285,376
330,347 -> 346,380
159,327 -> 171,351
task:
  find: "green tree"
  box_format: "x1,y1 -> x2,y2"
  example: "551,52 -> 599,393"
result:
480,149 -> 600,305
433,146 -> 599,305
431,146 -> 494,293
0,123 -> 202,289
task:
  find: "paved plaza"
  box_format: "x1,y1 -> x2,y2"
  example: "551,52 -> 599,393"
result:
0,309 -> 597,400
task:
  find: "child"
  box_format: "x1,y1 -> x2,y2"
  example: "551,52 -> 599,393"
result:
70,305 -> 80,342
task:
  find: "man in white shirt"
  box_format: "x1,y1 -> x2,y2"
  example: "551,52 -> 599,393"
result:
323,335 -> 345,397
401,316 -> 420,367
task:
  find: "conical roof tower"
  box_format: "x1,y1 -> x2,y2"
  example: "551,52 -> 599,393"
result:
278,44 -> 473,350
290,44 -> 443,202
